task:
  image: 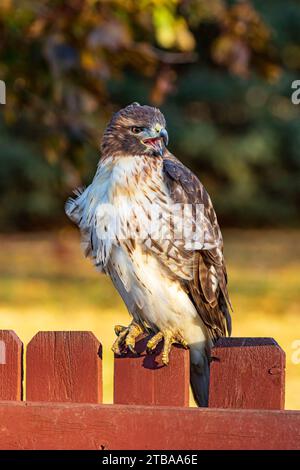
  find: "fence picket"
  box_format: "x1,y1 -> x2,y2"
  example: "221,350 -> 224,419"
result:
26,331 -> 102,403
209,337 -> 285,409
114,335 -> 190,406
0,330 -> 23,401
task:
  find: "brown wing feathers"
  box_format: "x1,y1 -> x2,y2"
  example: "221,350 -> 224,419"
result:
163,155 -> 232,341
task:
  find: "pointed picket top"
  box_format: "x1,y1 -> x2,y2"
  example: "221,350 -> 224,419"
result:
26,331 -> 102,403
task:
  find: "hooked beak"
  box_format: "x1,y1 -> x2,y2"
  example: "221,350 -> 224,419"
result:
160,128 -> 169,146
142,127 -> 169,156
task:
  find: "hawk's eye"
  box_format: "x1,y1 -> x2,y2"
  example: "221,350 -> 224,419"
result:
131,126 -> 143,134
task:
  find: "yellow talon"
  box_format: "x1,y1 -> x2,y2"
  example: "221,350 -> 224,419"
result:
112,321 -> 143,355
125,323 -> 143,349
114,325 -> 126,336
146,330 -> 189,366
146,332 -> 163,352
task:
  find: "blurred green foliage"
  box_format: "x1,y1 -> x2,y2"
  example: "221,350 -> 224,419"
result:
0,0 -> 299,230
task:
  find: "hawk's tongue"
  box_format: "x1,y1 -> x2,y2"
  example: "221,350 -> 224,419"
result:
146,137 -> 162,155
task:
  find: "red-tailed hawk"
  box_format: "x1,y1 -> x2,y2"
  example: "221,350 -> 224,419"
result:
66,103 -> 232,406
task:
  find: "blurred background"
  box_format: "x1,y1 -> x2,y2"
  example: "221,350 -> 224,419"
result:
0,0 -> 299,408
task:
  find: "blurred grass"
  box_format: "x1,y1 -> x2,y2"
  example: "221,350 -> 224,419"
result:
0,229 -> 299,409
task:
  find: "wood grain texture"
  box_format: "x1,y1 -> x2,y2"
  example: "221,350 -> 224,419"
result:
209,337 -> 285,409
26,331 -> 102,403
0,402 -> 299,450
0,331 -> 23,401
114,335 -> 189,406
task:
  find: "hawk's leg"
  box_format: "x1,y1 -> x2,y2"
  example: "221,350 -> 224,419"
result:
111,321 -> 144,355
146,329 -> 189,366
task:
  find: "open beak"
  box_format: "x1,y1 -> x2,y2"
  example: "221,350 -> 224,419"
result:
142,127 -> 169,156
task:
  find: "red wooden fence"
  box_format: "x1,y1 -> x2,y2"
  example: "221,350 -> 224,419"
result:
26,331 -> 102,403
0,329 -> 299,450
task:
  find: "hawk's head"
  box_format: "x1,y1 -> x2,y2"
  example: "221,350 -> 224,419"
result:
101,103 -> 169,158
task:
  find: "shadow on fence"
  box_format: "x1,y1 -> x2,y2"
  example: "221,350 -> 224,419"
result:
0,330 -> 299,450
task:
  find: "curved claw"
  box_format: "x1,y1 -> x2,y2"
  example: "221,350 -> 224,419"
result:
111,321 -> 143,356
111,339 -> 124,356
127,344 -> 138,355
146,330 -> 189,366
114,325 -> 126,336
146,346 -> 155,355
